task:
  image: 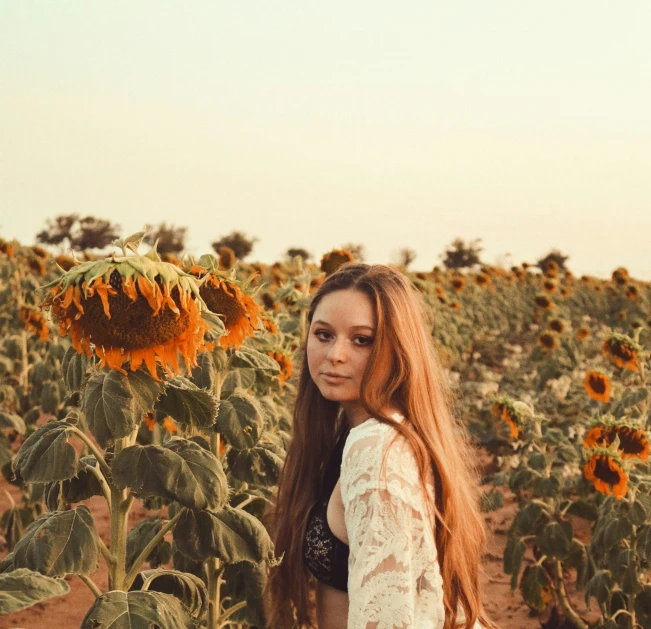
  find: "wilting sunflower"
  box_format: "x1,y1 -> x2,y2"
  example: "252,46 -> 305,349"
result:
534,294 -> 554,311
320,249 -> 355,276
190,262 -> 262,350
584,370 -> 611,403
27,256 -> 46,276
602,333 -> 641,372
42,242 -> 211,381
583,449 -> 629,499
490,397 -> 526,439
538,331 -> 558,350
261,291 -> 277,311
143,411 -> 178,434
542,279 -> 557,294
310,275 -> 324,291
561,287 -> 570,298
19,306 -> 49,342
0,238 -> 16,258
260,314 -> 278,334
543,260 -> 558,278
612,267 -> 629,286
548,318 -> 565,334
434,285 -> 446,297
56,255 -> 77,271
30,246 -> 49,260
267,350 -> 293,386
583,418 -> 649,461
576,327 -> 590,341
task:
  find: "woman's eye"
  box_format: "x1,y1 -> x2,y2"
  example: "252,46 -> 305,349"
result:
313,330 -> 372,346
355,336 -> 373,345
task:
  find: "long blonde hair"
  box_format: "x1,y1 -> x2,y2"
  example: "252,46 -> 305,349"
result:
263,263 -> 498,629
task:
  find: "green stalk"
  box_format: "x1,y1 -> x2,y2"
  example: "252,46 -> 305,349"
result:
207,369 -> 227,629
551,560 -> 587,629
108,430 -> 137,590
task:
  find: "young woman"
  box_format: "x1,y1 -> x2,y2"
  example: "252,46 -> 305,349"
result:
263,263 -> 498,629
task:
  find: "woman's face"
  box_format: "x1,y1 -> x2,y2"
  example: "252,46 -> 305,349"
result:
306,288 -> 376,420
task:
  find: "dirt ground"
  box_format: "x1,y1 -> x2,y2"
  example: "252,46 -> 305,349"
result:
1,447 -> 601,629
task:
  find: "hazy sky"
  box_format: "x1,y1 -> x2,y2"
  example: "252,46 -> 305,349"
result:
1,2 -> 650,278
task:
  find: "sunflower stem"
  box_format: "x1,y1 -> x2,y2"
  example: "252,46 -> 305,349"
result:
79,574 -> 103,598
69,426 -> 111,479
108,436 -> 131,591
551,560 -> 587,629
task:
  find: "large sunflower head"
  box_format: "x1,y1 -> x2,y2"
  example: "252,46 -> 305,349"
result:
41,234 -> 211,381
602,333 -> 642,372
583,448 -> 629,499
320,248 -> 355,276
584,370 -> 611,403
189,256 -> 262,350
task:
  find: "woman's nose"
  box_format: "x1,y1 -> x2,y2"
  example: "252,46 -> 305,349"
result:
326,338 -> 347,362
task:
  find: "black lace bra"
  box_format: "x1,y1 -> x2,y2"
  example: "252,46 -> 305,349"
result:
302,428 -> 350,593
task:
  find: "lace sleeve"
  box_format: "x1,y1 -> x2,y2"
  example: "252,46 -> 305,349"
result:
341,424 -> 446,629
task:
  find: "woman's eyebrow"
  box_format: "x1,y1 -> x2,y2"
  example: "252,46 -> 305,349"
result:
312,319 -> 375,331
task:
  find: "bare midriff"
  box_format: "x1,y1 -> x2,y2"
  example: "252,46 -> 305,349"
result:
315,580 -> 348,629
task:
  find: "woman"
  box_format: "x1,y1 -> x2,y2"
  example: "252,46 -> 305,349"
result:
263,263 -> 498,629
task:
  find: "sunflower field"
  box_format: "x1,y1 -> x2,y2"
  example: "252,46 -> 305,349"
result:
0,233 -> 650,629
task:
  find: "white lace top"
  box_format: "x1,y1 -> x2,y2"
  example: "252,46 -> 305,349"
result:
340,413 -> 486,629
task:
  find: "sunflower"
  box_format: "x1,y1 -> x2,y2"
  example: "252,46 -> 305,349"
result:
27,256 -> 46,276
435,285 -> 446,297
451,277 -> 466,292
142,411 -> 178,435
534,294 -> 554,311
542,279 -> 557,294
320,249 -> 355,276
548,318 -> 565,334
474,272 -> 490,287
602,333 -> 641,372
584,419 -> 649,462
0,238 -> 16,258
490,397 -> 526,439
561,287 -> 570,298
436,295 -> 447,305
543,260 -> 558,278
538,331 -> 558,350
584,371 -> 611,403
190,263 -> 262,350
260,314 -> 278,334
576,327 -> 590,341
42,241 -> 211,381
625,285 -> 639,301
267,350 -> 293,386
19,306 -> 49,342
583,450 -> 628,499
31,246 -> 49,260
448,300 -> 461,310
261,292 -> 277,311
612,267 -> 629,286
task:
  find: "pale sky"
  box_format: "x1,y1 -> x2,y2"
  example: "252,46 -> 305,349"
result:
1,2 -> 650,278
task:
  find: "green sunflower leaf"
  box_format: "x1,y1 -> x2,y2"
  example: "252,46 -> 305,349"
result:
0,568 -> 70,614
155,376 -> 218,429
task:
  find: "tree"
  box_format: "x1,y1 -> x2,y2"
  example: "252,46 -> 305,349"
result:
536,249 -> 570,273
143,222 -> 187,255
396,247 -> 417,268
36,214 -> 121,251
341,242 -> 366,262
285,247 -> 311,262
440,238 -> 483,269
211,231 -> 258,260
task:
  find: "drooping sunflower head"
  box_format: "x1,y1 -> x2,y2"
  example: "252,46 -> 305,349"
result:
583,448 -> 629,499
548,318 -> 565,334
576,327 -> 590,341
267,350 -> 294,386
0,238 -> 16,259
189,256 -> 262,350
602,333 -> 642,372
534,294 -> 554,311
217,246 -> 236,271
543,260 -> 558,278
19,306 -> 49,342
584,370 -> 611,403
542,279 -> 557,294
320,248 -> 355,276
490,396 -> 529,439
538,331 -> 558,350
41,235 -> 211,380
55,255 -> 78,271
